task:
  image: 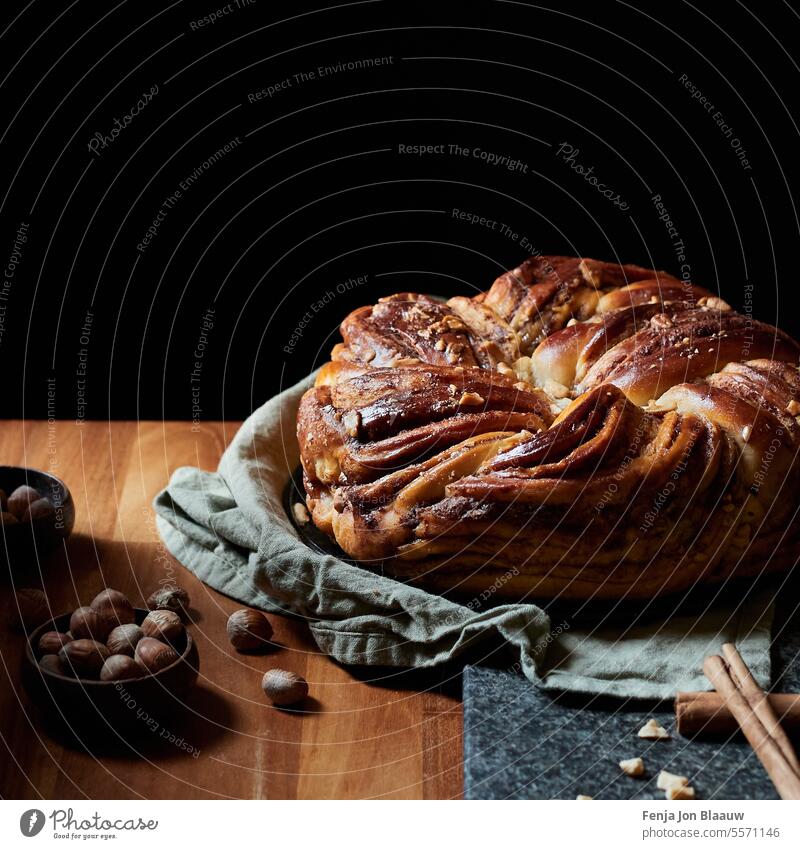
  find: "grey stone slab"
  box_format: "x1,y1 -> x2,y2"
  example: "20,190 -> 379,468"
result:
464,601 -> 800,800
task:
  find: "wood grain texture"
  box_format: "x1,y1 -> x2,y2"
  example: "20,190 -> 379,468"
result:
0,420 -> 462,800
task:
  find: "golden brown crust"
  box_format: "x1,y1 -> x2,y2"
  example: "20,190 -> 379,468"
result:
297,255 -> 800,600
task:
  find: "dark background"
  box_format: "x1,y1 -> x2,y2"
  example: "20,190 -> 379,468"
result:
1,0 -> 798,421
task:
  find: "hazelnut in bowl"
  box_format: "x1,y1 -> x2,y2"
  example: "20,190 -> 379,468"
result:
22,607 -> 199,730
0,467 -> 75,571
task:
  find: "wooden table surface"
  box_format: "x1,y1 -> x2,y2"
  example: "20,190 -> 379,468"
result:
0,420 -> 462,799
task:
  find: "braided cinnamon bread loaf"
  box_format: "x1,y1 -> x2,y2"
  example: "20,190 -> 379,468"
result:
297,256 -> 800,599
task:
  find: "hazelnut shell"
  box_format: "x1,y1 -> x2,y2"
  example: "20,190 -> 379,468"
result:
90,589 -> 135,629
227,609 -> 273,652
147,586 -> 190,619
141,610 -> 184,645
261,669 -> 308,706
100,654 -> 143,682
59,639 -> 111,677
134,637 -> 179,674
7,485 -> 41,518
69,606 -> 111,642
106,623 -> 144,657
22,497 -> 54,522
39,654 -> 68,675
37,630 -> 73,656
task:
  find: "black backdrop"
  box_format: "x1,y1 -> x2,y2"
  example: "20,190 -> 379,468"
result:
1,0 -> 798,422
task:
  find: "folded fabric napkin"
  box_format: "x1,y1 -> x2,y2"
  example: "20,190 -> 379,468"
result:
153,374 -> 774,699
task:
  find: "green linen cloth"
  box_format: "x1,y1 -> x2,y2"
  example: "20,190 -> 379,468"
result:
153,374 -> 774,699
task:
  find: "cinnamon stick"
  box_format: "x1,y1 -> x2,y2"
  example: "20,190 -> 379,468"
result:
676,691 -> 800,737
703,655 -> 800,800
722,643 -> 800,775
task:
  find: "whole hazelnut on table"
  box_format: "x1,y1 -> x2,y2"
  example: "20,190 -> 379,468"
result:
59,639 -> 111,677
39,654 -> 68,675
90,588 -> 135,629
37,630 -> 73,656
100,654 -> 143,682
22,498 -> 54,522
7,485 -> 41,519
69,606 -> 111,642
147,586 -> 190,620
227,609 -> 273,652
107,623 -> 144,657
135,637 -> 179,674
261,669 -> 309,706
9,588 -> 52,633
141,610 -> 184,645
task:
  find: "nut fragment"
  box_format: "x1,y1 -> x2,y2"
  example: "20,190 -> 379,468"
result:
666,785 -> 696,800
100,654 -> 143,682
107,623 -> 144,657
146,586 -> 190,620
637,718 -> 670,740
544,379 -> 570,400
227,609 -> 273,652
9,589 -> 52,633
59,639 -> 111,677
141,610 -> 184,645
787,399 -> 800,416
69,606 -> 111,643
292,502 -> 310,525
261,668 -> 308,705
657,770 -> 689,791
90,589 -> 135,629
458,391 -> 484,406
575,794 -> 593,800
37,631 -> 73,656
619,757 -> 645,777
135,637 -> 179,673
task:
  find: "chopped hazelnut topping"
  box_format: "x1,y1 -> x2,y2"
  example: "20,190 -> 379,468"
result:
458,392 -> 485,406
650,313 -> 673,329
637,718 -> 670,740
787,399 -> 800,416
619,757 -> 645,777
342,410 -> 361,438
445,344 -> 465,363
698,296 -> 731,311
434,339 -> 446,351
292,503 -> 310,525
666,785 -> 695,800
544,379 -> 570,399
657,770 -> 689,791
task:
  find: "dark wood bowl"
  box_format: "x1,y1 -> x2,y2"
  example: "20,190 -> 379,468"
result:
23,609 -> 199,731
1,466 -> 75,573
